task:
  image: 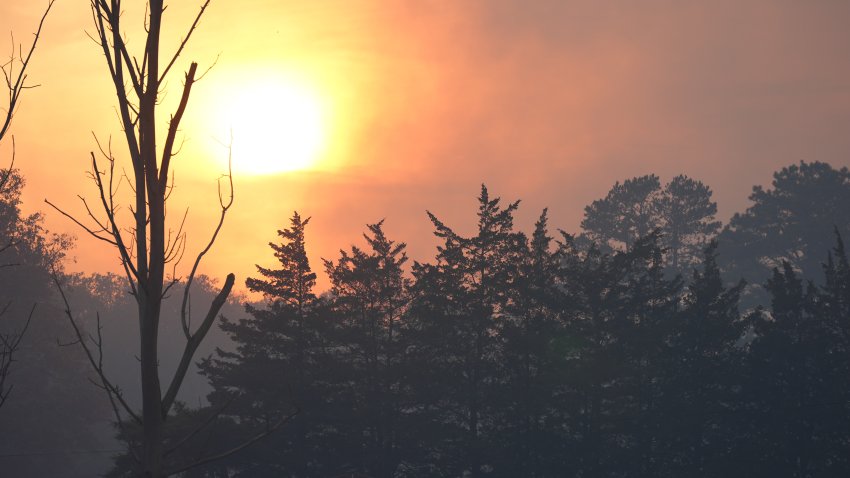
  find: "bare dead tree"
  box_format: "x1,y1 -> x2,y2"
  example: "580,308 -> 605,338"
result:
43,1 -> 291,476
0,0 -> 54,411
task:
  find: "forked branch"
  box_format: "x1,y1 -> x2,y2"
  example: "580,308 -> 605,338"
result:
161,272 -> 234,417
180,141 -> 234,339
0,0 -> 56,142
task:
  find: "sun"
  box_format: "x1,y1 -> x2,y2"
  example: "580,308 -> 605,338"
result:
211,78 -> 326,175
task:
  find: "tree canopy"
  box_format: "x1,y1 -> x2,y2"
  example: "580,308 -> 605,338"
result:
720,161 -> 850,291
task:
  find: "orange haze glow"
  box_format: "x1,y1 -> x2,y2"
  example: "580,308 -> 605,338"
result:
1,0 -> 850,293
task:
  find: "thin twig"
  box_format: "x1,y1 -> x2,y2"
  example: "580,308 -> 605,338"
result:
0,0 -> 56,141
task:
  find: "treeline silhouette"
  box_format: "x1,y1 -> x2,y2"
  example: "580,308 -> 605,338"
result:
115,161 -> 850,477
1,161 -> 850,477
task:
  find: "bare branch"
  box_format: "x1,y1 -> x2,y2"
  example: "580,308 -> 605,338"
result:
180,140 -> 233,337
159,62 -> 197,188
90,0 -> 142,167
0,136 -> 16,193
164,208 -> 188,266
75,2 -> 241,475
51,272 -> 141,424
163,408 -> 298,477
158,0 -> 211,84
195,53 -> 219,82
44,199 -> 119,246
78,195 -> 112,233
90,151 -> 140,281
0,304 -> 35,409
0,0 -> 56,142
161,272 -> 234,417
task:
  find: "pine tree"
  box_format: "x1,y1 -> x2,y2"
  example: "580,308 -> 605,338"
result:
582,174 -> 720,274
201,212 -> 324,477
581,174 -> 662,251
720,161 -> 850,294
407,185 -> 524,477
661,241 -> 745,476
743,259 -> 849,476
819,230 -> 850,344
323,221 -> 410,477
556,233 -> 681,476
657,175 -> 721,272
495,209 -> 569,476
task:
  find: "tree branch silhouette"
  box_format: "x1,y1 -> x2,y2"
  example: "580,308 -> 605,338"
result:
44,1 -> 259,476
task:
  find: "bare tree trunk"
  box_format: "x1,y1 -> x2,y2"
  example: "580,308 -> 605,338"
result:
141,299 -> 164,477
46,1 -> 301,473
45,1 -> 295,476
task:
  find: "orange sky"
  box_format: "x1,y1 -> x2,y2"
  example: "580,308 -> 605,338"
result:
2,0 -> 850,293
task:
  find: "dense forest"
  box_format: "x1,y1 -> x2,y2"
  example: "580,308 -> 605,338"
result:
1,160 -> 849,477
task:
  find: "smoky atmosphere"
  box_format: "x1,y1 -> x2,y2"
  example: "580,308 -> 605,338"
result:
1,1 -> 850,477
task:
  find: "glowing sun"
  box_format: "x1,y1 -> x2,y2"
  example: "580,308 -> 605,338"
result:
213,79 -> 326,175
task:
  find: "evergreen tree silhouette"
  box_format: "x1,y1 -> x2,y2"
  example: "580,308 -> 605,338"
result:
323,220 -> 410,477
581,174 -> 662,251
201,212 -> 322,477
582,174 -> 720,275
720,161 -> 850,299
406,185 -> 524,477
743,256 -> 850,477
657,175 -> 721,272
494,209 -> 569,476
660,241 -> 746,476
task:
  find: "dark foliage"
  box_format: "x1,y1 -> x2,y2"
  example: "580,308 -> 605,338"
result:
581,174 -> 720,274
187,176 -> 850,477
0,170 -> 113,477
719,161 -> 850,302
5,161 -> 849,477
